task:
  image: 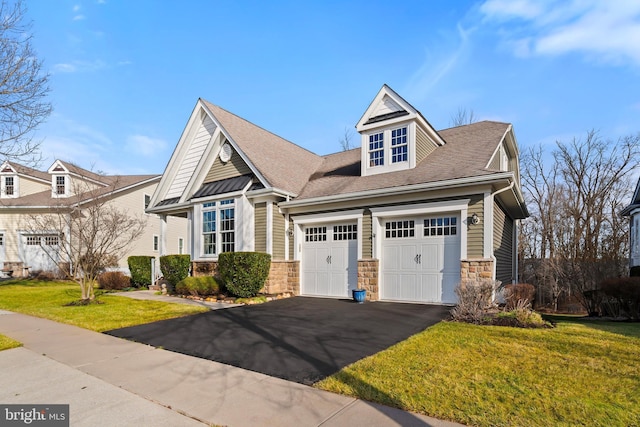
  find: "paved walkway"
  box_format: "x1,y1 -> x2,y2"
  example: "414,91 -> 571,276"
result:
0,308 -> 464,426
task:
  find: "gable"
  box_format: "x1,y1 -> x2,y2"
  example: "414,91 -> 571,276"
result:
204,144 -> 253,183
363,95 -> 410,125
165,113 -> 217,199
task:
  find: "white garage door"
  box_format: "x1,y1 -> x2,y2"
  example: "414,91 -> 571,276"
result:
302,223 -> 358,298
20,234 -> 61,272
381,215 -> 460,304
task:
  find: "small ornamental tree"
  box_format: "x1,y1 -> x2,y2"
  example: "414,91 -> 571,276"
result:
218,252 -> 271,298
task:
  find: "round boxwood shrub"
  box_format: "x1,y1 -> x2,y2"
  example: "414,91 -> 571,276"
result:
218,252 -> 271,298
160,254 -> 191,290
175,276 -> 221,297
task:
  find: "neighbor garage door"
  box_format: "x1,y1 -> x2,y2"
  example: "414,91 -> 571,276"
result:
301,223 -> 358,298
381,215 -> 460,304
20,233 -> 61,272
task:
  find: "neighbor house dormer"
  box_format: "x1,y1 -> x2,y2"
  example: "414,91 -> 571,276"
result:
356,85 -> 446,177
48,160 -> 71,198
0,161 -> 18,198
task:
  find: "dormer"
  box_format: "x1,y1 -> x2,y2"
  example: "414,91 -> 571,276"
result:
0,161 -> 18,198
356,85 -> 445,177
48,160 -> 70,198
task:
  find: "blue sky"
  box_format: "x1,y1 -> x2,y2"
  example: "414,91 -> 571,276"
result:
24,0 -> 640,175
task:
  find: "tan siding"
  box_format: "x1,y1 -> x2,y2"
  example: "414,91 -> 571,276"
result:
288,218 -> 294,260
467,194 -> 484,258
494,201 -> 514,285
254,202 -> 267,253
415,126 -> 436,164
272,209 -> 286,260
204,147 -> 252,183
166,115 -> 216,199
362,210 -> 372,258
19,177 -> 49,197
488,153 -> 500,170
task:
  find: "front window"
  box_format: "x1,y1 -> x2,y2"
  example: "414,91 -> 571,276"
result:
4,176 -> 14,196
202,199 -> 235,256
153,235 -> 159,251
369,132 -> 384,167
55,176 -> 66,195
144,194 -> 151,209
391,127 -> 408,163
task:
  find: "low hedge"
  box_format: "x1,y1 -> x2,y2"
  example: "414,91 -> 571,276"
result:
218,252 -> 271,298
175,276 -> 221,297
599,277 -> 640,319
160,254 -> 191,289
128,256 -> 155,287
97,271 -> 131,290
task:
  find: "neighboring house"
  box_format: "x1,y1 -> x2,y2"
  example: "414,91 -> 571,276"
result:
0,159 -> 187,277
148,85 -> 528,304
622,177 -> 640,271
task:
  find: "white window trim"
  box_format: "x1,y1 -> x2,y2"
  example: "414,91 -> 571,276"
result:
52,174 -> 69,198
195,197 -> 236,259
1,175 -> 18,198
292,209 -> 364,261
371,199 -> 469,260
361,122 -> 415,176
153,234 -> 159,252
144,193 -> 152,213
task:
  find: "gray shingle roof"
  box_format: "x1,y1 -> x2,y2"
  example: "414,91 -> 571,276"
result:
295,121 -> 510,200
202,100 -> 324,195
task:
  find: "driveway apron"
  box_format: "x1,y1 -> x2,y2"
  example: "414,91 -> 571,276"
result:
106,297 -> 450,385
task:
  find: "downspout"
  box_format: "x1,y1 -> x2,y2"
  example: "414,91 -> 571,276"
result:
490,180 -> 516,291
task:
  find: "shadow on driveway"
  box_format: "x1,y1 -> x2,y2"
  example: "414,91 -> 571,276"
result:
106,297 -> 450,385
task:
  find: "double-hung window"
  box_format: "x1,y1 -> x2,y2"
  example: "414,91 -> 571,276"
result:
55,176 -> 66,195
391,127 -> 408,163
4,176 -> 14,196
369,132 -> 384,166
202,199 -> 235,256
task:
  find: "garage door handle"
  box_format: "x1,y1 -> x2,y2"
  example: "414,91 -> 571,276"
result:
326,255 -> 332,264
418,254 -> 422,264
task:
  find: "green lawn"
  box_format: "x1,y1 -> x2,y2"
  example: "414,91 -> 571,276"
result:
0,333 -> 21,351
0,280 -> 208,332
316,317 -> 640,427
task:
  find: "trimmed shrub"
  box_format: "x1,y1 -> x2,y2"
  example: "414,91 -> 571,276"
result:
175,276 -> 221,297
600,277 -> 640,320
218,252 -> 271,298
97,271 -> 131,290
128,256 -> 155,287
450,279 -> 498,324
160,255 -> 191,291
503,283 -> 536,310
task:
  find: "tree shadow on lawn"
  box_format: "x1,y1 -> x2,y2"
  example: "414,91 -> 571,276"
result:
543,314 -> 640,339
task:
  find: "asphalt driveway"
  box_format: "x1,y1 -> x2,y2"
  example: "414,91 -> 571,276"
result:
106,297 -> 450,385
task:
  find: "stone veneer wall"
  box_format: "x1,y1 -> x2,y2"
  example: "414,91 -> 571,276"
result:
460,258 -> 494,285
358,259 -> 379,301
191,260 -> 300,295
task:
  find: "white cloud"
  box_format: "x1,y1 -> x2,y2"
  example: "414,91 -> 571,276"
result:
479,0 -> 640,66
72,4 -> 81,12
53,59 -> 107,73
73,14 -> 86,21
125,135 -> 168,157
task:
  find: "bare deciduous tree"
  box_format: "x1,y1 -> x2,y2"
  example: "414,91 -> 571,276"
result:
25,175 -> 146,303
450,107 -> 477,127
0,0 -> 51,164
339,126 -> 355,151
519,130 -> 640,313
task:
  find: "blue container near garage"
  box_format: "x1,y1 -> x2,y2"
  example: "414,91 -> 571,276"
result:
352,289 -> 366,303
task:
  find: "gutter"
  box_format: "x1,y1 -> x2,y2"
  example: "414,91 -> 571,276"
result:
280,172 -> 516,208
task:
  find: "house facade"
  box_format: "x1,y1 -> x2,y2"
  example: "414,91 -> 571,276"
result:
148,85 -> 528,304
0,159 -> 187,277
622,177 -> 640,271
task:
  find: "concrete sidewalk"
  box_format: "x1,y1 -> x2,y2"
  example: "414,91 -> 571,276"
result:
0,311 -> 464,427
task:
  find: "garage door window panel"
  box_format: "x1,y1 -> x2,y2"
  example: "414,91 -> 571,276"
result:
385,220 -> 415,238
424,217 -> 457,237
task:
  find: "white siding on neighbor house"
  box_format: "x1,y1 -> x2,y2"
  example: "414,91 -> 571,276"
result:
166,115 -> 217,199
108,182 -> 188,268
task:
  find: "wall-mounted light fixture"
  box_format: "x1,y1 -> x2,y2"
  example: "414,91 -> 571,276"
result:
286,228 -> 294,238
471,213 -> 480,225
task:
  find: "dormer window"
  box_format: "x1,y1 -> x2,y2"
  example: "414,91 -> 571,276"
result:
56,176 -> 66,195
369,132 -> 384,166
391,127 -> 408,163
4,176 -> 14,196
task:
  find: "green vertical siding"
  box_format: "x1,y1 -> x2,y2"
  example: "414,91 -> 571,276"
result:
272,209 -> 286,260
467,194 -> 484,258
494,201 -> 514,285
362,209 -> 372,258
254,202 -> 267,253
